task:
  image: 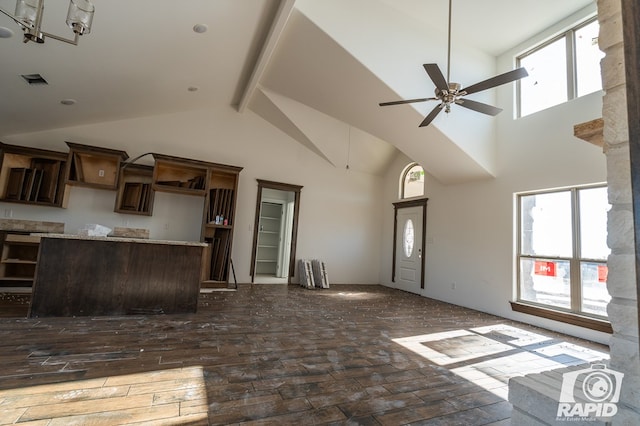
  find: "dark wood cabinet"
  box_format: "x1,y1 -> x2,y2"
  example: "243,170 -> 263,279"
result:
0,143 -> 68,207
115,164 -> 154,216
151,153 -> 208,196
0,234 -> 40,289
30,236 -> 206,317
0,219 -> 65,292
1,140 -> 243,289
202,166 -> 241,284
151,153 -> 242,286
65,142 -> 129,190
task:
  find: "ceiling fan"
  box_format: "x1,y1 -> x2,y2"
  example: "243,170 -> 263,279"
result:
379,0 -> 528,127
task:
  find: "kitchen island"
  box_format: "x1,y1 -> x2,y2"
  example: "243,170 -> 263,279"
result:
29,234 -> 208,317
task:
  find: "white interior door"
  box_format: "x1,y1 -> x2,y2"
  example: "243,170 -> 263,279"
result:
395,206 -> 423,294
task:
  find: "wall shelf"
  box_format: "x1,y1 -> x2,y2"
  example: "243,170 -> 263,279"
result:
204,223 -> 233,232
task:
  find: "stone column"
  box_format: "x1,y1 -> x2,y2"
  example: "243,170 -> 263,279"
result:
598,0 -> 640,423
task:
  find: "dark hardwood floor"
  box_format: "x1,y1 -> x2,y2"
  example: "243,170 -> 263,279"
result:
0,285 -> 609,425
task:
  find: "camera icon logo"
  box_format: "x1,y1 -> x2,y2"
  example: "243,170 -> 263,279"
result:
557,364 -> 624,419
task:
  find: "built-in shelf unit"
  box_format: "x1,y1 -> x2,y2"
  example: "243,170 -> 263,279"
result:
152,153 -> 242,285
152,153 -> 208,196
0,143 -> 68,207
255,202 -> 283,275
0,234 -> 40,288
65,142 -> 129,190
115,163 -> 155,216
0,140 -> 243,287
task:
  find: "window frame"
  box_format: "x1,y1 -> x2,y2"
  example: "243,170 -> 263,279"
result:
513,184 -> 612,333
516,15 -> 600,118
400,163 -> 425,200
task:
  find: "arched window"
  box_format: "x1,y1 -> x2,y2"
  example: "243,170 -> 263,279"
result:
400,163 -> 425,199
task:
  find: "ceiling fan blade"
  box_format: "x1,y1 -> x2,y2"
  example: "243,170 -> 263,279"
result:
456,98 -> 503,116
419,104 -> 444,127
462,67 -> 529,95
379,97 -> 436,107
423,64 -> 449,92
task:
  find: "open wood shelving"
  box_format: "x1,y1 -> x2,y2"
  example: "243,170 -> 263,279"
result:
0,234 -> 41,291
151,154 -> 208,196
151,153 -> 242,285
115,164 -> 155,216
0,143 -> 68,208
0,141 -> 244,287
65,142 -> 129,190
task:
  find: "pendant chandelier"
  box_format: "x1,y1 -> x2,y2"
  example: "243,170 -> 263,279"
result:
0,0 -> 94,45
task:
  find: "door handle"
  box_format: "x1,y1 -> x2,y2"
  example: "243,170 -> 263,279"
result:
418,248 -> 422,259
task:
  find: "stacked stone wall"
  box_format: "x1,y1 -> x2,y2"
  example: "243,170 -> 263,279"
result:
599,0 -> 638,422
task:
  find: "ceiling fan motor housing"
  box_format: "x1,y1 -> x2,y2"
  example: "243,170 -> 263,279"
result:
436,82 -> 463,112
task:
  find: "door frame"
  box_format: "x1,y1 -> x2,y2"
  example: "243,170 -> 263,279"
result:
392,198 -> 428,289
250,179 -> 302,283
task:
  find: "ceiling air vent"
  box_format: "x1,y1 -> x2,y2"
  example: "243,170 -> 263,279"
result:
21,74 -> 48,85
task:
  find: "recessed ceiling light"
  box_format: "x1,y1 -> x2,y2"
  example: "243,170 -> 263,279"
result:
193,24 -> 208,34
0,27 -> 13,38
60,99 -> 76,106
188,86 -> 198,92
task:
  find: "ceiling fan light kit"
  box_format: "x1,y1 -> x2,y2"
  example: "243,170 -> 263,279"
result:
379,0 -> 528,127
0,0 -> 94,45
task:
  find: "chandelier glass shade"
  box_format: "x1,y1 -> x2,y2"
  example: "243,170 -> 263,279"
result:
66,0 -> 94,35
2,0 -> 94,44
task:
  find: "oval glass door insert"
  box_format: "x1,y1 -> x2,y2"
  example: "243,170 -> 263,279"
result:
403,219 -> 415,258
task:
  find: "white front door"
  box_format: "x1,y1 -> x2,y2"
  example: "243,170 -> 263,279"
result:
395,206 -> 423,294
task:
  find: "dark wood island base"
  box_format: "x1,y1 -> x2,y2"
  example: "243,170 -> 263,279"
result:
29,235 -> 208,317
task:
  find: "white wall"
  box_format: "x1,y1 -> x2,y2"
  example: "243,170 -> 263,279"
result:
2,104 -> 383,284
294,0 -> 499,179
379,6 -> 611,344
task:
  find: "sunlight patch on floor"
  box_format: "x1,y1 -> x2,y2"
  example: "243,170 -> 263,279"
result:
392,324 -> 609,400
393,329 -> 516,366
0,366 -> 208,425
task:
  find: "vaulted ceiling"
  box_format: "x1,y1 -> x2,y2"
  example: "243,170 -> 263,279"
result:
0,0 -> 594,182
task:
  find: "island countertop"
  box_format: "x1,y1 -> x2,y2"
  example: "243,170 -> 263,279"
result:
34,233 -> 208,247
30,234 -> 207,317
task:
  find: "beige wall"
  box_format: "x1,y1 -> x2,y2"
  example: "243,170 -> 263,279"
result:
2,104 -> 384,285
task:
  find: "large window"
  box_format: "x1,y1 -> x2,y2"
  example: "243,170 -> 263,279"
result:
516,185 -> 610,319
518,17 -> 604,117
